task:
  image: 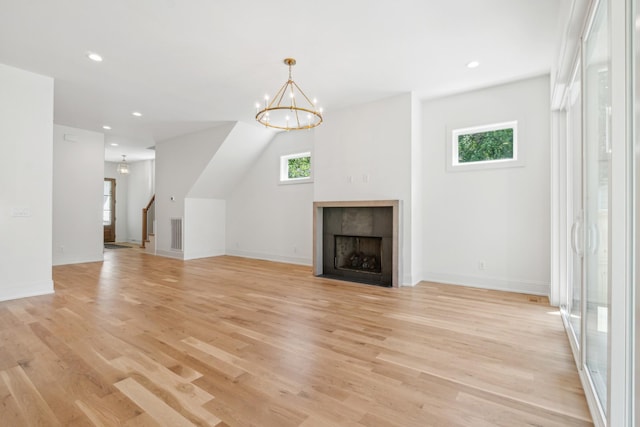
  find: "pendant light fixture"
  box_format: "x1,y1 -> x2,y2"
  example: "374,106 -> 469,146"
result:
255,58 -> 323,131
116,155 -> 129,174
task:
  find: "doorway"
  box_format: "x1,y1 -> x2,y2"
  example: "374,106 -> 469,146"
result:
103,178 -> 116,242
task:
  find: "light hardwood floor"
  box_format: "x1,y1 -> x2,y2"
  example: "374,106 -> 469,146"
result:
0,249 -> 592,426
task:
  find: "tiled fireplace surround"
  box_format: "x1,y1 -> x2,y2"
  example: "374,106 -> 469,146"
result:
313,200 -> 399,287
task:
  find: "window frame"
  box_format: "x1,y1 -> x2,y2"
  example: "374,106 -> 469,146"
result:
448,121 -> 522,171
279,151 -> 313,184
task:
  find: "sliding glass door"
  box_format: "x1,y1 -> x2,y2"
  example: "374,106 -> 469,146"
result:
583,0 -> 610,413
561,0 -> 638,423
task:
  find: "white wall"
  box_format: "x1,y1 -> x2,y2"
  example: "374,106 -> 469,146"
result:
184,198 -> 225,259
0,63 -> 54,301
422,75 -> 551,295
104,161 -> 129,243
411,94 -> 424,283
53,125 -> 104,265
226,131 -> 314,265
126,159 -> 155,244
314,93 -> 416,284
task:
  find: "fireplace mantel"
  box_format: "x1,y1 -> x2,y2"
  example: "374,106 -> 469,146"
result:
313,200 -> 399,287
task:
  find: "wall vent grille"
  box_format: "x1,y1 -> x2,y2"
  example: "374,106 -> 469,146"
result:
170,217 -> 183,251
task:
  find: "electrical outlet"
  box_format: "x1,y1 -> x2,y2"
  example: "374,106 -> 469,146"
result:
11,207 -> 31,217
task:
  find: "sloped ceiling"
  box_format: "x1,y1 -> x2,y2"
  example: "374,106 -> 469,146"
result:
187,122 -> 274,199
0,0 -> 567,161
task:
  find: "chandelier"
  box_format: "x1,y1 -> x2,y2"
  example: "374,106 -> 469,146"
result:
255,58 -> 323,131
116,155 -> 129,174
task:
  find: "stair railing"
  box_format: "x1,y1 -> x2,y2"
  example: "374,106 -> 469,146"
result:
141,194 -> 155,248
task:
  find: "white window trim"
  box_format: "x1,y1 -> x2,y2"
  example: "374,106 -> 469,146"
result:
447,121 -> 523,172
279,151 -> 313,184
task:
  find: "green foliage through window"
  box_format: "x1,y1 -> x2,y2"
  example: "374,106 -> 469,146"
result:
457,128 -> 514,163
288,156 -> 311,178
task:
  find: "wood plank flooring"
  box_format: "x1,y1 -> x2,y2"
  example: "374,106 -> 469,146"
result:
0,249 -> 592,426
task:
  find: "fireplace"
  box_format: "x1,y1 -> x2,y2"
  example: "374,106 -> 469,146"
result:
313,200 -> 399,287
335,235 -> 382,274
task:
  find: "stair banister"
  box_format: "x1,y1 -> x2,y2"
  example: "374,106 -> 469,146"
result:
141,194 -> 155,248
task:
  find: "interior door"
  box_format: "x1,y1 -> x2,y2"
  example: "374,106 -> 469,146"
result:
103,178 -> 116,242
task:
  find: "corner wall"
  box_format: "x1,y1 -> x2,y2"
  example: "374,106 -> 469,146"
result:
422,75 -> 551,295
0,63 -> 54,301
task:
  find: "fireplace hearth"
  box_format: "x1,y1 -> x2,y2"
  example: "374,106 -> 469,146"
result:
313,200 -> 399,287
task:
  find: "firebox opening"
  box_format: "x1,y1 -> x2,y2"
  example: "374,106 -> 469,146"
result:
334,235 -> 382,275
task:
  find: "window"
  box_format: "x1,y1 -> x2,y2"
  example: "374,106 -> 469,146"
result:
449,121 -> 521,171
280,152 -> 312,183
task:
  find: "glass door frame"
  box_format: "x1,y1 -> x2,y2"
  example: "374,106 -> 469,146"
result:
581,0 -> 610,420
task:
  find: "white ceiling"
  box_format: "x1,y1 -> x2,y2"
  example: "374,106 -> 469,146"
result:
0,0 -> 566,162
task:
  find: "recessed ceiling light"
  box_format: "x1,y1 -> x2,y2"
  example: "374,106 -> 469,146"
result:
467,61 -> 480,69
110,143 -> 119,146
132,111 -> 142,117
87,52 -> 103,62
102,125 -> 111,130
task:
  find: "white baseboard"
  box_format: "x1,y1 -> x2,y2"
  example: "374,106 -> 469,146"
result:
155,250 -> 184,260
0,279 -> 54,302
226,249 -> 312,266
401,275 -> 421,287
53,255 -> 104,266
183,250 -> 225,260
422,271 -> 550,296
